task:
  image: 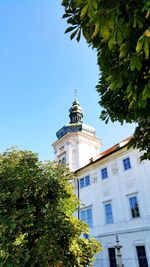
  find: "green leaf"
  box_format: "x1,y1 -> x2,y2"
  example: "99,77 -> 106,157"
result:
92,0 -> 98,10
70,29 -> 79,40
116,30 -> 123,45
143,37 -> 149,59
136,38 -> 144,53
101,25 -> 109,40
76,28 -> 81,42
142,84 -> 150,100
92,23 -> 100,38
108,35 -> 115,49
119,43 -> 128,58
130,55 -> 142,71
62,13 -> 71,18
61,0 -> 69,6
136,17 -> 144,29
145,29 -> 150,37
136,57 -> 143,71
80,4 -> 88,19
65,26 -> 77,34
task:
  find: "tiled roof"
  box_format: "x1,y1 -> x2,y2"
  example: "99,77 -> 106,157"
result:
99,136 -> 132,158
75,136 -> 132,173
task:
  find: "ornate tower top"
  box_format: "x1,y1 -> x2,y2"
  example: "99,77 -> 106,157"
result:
56,94 -> 96,140
69,98 -> 83,124
52,93 -> 102,170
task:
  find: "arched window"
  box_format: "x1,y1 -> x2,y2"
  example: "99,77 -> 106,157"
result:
61,157 -> 66,164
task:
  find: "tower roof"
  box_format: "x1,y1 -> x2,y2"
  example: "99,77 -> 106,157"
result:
56,96 -> 96,140
69,99 -> 83,124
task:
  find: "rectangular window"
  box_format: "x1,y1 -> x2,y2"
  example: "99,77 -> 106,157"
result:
80,178 -> 84,189
79,175 -> 90,188
85,175 -> 90,186
105,203 -> 113,224
129,196 -> 140,218
101,167 -> 108,179
80,208 -> 93,227
136,246 -> 148,267
123,157 -> 131,170
108,248 -> 117,267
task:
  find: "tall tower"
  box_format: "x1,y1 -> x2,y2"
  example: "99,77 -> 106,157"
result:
52,98 -> 102,171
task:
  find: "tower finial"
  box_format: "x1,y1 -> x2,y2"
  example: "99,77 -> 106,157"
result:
74,89 -> 78,101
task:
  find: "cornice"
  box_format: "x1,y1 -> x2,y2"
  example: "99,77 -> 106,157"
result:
75,145 -> 134,176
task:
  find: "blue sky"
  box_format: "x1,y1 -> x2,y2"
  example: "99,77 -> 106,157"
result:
0,0 -> 136,161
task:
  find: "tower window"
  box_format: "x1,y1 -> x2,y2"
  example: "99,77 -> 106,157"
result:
61,157 -> 66,164
58,157 -> 66,165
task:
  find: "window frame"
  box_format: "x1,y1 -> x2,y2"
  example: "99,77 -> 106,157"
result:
101,167 -> 108,180
136,245 -> 148,267
80,207 -> 93,228
108,247 -> 117,267
61,157 -> 66,164
123,157 -> 131,171
128,195 -> 140,219
85,175 -> 90,186
79,175 -> 90,189
104,202 -> 113,224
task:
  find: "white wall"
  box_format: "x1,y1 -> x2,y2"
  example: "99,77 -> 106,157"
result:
52,132 -> 101,171
76,147 -> 150,267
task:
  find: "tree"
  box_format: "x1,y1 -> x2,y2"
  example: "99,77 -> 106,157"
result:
0,148 -> 101,267
61,0 -> 150,159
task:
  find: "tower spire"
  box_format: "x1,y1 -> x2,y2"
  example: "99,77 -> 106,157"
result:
69,92 -> 83,124
74,89 -> 78,101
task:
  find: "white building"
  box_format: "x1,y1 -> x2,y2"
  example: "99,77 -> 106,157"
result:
52,99 -> 150,267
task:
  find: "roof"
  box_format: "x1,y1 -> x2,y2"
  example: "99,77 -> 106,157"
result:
99,136 -> 132,158
75,136 -> 132,173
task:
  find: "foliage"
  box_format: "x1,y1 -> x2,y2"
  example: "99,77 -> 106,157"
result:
128,118 -> 150,160
0,148 -> 101,267
61,0 -> 150,159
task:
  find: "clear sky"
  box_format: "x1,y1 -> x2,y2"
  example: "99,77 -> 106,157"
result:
0,0 -> 136,161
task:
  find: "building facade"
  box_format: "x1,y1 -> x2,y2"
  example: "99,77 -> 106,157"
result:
52,99 -> 150,267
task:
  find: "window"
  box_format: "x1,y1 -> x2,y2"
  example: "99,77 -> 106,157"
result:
101,167 -> 108,179
85,175 -> 90,186
61,157 -> 66,164
123,157 -> 131,170
108,248 -> 117,267
105,203 -> 113,224
59,146 -> 64,153
80,208 -> 93,227
58,157 -> 66,164
79,175 -> 90,188
136,246 -> 148,267
80,178 -> 84,189
129,196 -> 140,218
